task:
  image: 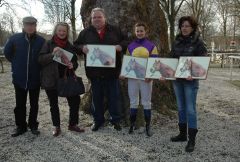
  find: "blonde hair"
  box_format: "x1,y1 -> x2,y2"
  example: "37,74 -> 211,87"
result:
52,22 -> 73,42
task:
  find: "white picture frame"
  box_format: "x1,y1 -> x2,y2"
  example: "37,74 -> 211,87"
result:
175,56 -> 210,79
120,55 -> 147,80
145,58 -> 178,80
86,44 -> 116,68
53,47 -> 73,66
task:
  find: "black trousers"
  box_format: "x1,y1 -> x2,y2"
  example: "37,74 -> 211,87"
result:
14,84 -> 40,129
90,78 -> 121,124
45,89 -> 80,127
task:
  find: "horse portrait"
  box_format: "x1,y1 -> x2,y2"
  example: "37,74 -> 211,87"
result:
176,58 -> 207,78
125,58 -> 146,79
90,47 -> 115,66
54,49 -> 71,66
150,60 -> 175,78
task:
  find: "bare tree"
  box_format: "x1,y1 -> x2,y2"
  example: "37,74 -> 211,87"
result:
216,0 -> 232,50
198,1 -> 216,40
0,13 -> 14,45
40,0 -> 78,40
185,0 -> 203,21
179,0 -> 216,40
159,0 -> 186,45
0,0 -> 8,7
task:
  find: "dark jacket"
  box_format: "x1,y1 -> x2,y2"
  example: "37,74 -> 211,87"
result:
74,24 -> 128,79
171,32 -> 207,58
4,32 -> 45,89
38,39 -> 78,90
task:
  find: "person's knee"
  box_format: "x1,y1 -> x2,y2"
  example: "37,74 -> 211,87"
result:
187,108 -> 197,118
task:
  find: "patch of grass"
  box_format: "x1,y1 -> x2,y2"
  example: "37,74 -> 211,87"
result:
227,80 -> 240,88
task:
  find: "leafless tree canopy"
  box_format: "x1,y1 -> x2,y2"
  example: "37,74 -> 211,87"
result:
40,0 -> 77,40
159,0 -> 186,45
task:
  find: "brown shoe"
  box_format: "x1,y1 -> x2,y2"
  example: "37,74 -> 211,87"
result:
68,125 -> 85,133
53,127 -> 61,137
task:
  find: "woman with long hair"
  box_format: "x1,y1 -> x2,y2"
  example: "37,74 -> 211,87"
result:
39,22 -> 85,137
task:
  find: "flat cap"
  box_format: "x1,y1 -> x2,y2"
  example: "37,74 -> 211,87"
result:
22,16 -> 37,24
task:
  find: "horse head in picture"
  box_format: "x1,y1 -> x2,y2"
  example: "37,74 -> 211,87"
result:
125,58 -> 145,78
55,50 -> 71,65
178,58 -> 206,77
191,59 -> 207,77
150,60 -> 175,78
90,47 -> 115,65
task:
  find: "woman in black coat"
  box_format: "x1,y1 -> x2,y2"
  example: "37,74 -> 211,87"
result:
170,16 -> 207,152
39,22 -> 85,136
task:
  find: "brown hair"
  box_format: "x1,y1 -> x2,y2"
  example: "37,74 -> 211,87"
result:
178,16 -> 198,33
134,22 -> 149,33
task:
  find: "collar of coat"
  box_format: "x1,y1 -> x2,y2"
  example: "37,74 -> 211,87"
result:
88,24 -> 114,32
175,31 -> 200,45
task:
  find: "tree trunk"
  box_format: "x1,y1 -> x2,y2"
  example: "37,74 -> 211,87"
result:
169,15 -> 175,46
80,0 -> 176,126
70,0 -> 77,41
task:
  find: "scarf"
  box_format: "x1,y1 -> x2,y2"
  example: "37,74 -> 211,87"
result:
53,35 -> 67,48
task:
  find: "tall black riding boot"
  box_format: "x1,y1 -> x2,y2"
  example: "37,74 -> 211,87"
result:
129,114 -> 136,134
144,109 -> 153,137
170,123 -> 187,142
145,120 -> 153,137
129,108 -> 137,134
185,128 -> 198,152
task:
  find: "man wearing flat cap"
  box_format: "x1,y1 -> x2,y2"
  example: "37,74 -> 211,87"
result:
4,16 -> 45,137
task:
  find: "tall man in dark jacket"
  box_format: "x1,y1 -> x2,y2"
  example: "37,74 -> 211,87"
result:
4,16 -> 45,137
74,7 -> 128,131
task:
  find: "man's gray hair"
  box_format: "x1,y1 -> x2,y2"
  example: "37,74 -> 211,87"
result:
91,7 -> 107,18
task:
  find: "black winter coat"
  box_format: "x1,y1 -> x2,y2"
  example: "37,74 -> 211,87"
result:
171,32 -> 207,58
38,39 -> 79,90
74,24 -> 128,79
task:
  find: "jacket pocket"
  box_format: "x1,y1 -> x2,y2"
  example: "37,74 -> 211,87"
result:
40,62 -> 58,89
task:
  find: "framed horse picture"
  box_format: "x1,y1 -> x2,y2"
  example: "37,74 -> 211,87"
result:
120,55 -> 147,80
53,47 -> 73,66
86,45 -> 116,68
145,58 -> 178,80
175,56 -> 210,79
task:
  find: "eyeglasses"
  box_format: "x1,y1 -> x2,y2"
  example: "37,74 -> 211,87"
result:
181,25 -> 192,28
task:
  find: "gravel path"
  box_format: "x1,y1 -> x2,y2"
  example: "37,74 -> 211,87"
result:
0,62 -> 239,162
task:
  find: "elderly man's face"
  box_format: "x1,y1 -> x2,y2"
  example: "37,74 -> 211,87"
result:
23,23 -> 37,34
91,11 -> 106,30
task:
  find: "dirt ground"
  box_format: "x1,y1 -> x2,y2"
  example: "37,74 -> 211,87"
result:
0,62 -> 239,162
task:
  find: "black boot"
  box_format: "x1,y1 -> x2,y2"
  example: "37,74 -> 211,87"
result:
129,114 -> 136,134
113,122 -> 122,131
185,128 -> 198,152
145,121 -> 153,137
170,123 -> 187,142
145,117 -> 153,137
11,127 -> 27,137
144,109 -> 153,137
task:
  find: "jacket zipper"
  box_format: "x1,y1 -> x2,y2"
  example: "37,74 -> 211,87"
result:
25,35 -> 30,90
